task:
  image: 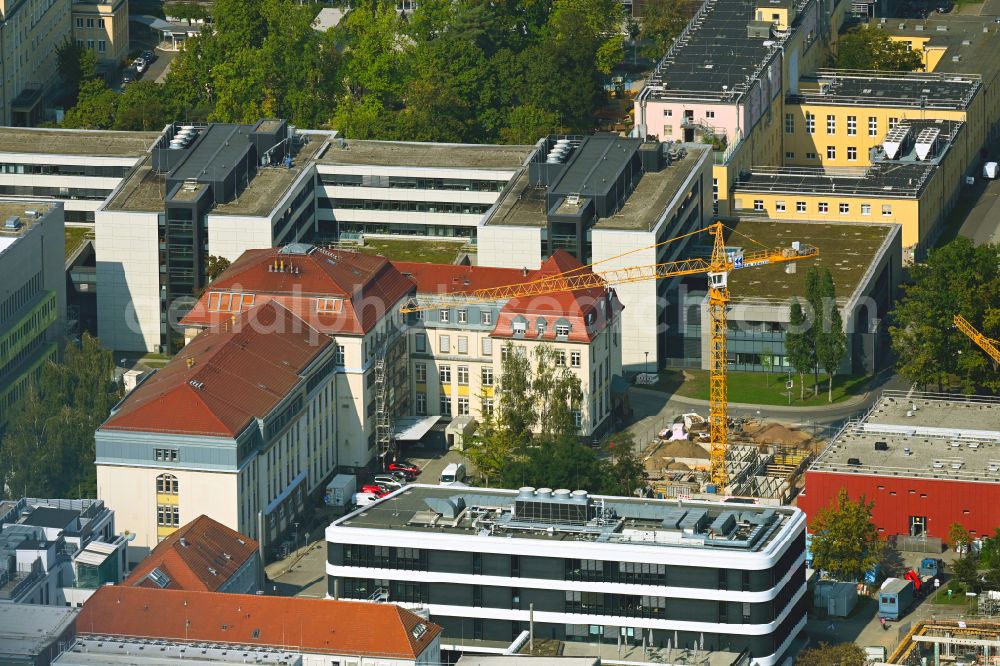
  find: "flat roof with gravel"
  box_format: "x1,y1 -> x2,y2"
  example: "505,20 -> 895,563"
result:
0,128 -> 159,156
316,140 -> 534,170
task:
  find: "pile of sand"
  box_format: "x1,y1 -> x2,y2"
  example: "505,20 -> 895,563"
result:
658,439 -> 710,459
747,422 -> 811,446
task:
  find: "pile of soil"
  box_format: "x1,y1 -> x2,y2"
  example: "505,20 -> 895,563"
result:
746,422 -> 811,446
658,439 -> 710,459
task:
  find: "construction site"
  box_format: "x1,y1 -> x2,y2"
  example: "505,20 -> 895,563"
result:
640,412 -> 816,503
890,619 -> 1000,666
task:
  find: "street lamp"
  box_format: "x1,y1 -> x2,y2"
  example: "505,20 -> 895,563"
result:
645,351 -> 650,376
293,521 -> 300,553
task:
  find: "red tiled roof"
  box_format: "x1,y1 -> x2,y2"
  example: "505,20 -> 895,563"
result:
102,301 -> 330,437
78,587 -> 442,659
396,252 -> 621,343
124,515 -> 258,592
182,247 -> 414,336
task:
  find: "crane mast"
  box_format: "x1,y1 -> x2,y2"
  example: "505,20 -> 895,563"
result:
400,222 -> 818,490
955,314 -> 1000,365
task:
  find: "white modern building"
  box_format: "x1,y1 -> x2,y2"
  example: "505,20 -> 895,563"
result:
326,485 -> 807,666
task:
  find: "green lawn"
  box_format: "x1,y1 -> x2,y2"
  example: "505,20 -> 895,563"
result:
139,352 -> 171,369
931,581 -> 974,605
65,227 -> 92,259
649,369 -> 871,406
357,238 -> 467,264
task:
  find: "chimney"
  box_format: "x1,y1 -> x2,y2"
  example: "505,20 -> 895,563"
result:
186,358 -> 195,369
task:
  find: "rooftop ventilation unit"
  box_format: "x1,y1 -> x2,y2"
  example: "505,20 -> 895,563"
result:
883,124 -> 911,160
514,487 -> 591,525
4,216 -> 21,231
915,127 -> 940,161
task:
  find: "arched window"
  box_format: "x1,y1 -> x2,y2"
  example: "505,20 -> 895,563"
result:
156,474 -> 178,495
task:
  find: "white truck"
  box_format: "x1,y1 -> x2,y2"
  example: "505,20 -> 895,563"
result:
324,474 -> 356,507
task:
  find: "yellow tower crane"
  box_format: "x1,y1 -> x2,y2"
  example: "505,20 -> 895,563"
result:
955,314 -> 1000,365
400,222 -> 818,489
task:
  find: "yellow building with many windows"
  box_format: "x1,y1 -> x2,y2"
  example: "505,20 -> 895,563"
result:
72,0 -> 129,66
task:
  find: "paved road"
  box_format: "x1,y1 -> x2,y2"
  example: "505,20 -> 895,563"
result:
624,372 -> 911,448
957,172 -> 1000,244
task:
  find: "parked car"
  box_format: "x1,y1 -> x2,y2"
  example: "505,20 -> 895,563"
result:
373,475 -> 402,490
133,57 -> 147,73
936,2 -> 952,12
142,50 -> 157,64
388,470 -> 409,483
121,69 -> 137,86
360,484 -> 388,497
388,461 -> 420,478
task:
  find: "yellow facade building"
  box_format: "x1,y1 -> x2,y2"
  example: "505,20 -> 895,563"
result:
72,0 -> 130,66
0,0 -> 72,125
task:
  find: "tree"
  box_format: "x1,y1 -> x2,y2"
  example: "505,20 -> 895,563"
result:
786,298 -> 814,401
979,528 -> 1000,569
61,79 -> 118,129
949,522 -> 972,552
890,239 -> 1000,393
599,432 -> 646,496
796,643 -> 866,666
57,40 -> 99,104
809,488 -> 881,581
205,255 -> 231,282
114,81 -> 171,131
640,0 -> 693,60
815,270 -> 847,402
952,551 -> 979,590
834,26 -> 923,71
760,346 -> 774,386
0,334 -> 123,499
501,104 -> 561,144
805,267 -> 825,395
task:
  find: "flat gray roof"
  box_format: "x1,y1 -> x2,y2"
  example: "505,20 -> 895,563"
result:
316,139 -> 534,170
486,145 -> 709,231
331,484 -> 794,552
883,15 -> 1000,79
0,202 -> 56,239
789,70 -> 980,109
104,158 -> 162,212
0,127 -> 159,157
0,601 -> 78,657
809,392 -> 1000,482
55,638 -> 301,665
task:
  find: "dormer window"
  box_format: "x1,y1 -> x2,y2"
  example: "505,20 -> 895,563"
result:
555,324 -> 570,337
317,297 -> 343,313
512,321 -> 527,335
537,319 -> 547,336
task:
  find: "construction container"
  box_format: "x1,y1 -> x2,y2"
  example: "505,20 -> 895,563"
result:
878,577 -> 914,620
813,580 -> 858,617
324,474 -> 356,507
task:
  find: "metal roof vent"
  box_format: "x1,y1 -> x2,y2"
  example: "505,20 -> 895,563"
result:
4,216 -> 21,231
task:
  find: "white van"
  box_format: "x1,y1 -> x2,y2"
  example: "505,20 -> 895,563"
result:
440,463 -> 466,485
352,492 -> 378,507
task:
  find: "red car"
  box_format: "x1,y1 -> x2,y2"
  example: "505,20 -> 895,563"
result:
388,462 -> 420,478
360,484 -> 389,497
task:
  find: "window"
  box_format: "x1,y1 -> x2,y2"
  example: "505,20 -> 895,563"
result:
336,345 -> 345,364
753,199 -> 764,211
156,474 -> 178,494
87,39 -> 94,49
785,151 -> 795,160
826,115 -> 836,134
796,201 -> 806,212
571,351 -> 581,367
439,395 -> 452,416
457,309 -> 468,324
573,411 -> 583,429
706,110 -> 715,119
839,203 -> 849,214
555,324 -> 570,337
882,204 -> 893,217
317,298 -> 343,313
869,116 -> 878,136
415,334 -> 426,353
805,151 -> 817,160
458,336 -> 468,354
556,351 -> 566,366
784,113 -> 794,133
480,310 -> 493,325
98,18 -> 105,28
458,397 -> 470,415
439,309 -> 450,323
416,392 -> 427,415
439,366 -> 451,384
826,146 -> 836,160
157,505 -> 180,527
861,204 -> 872,216
457,366 -> 469,385
483,398 -> 494,416
847,146 -> 857,161
98,40 -> 106,53
663,109 -> 672,117
818,202 -> 829,214
805,112 -> 815,134
512,321 -> 526,335
537,320 -> 547,336
775,201 -> 786,212
439,335 -> 451,353
415,363 -> 427,383
847,115 -> 857,135
482,367 -> 494,386
482,337 -> 493,356
155,448 -> 178,462
76,17 -> 83,27
889,117 -> 899,129
86,17 -> 94,27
